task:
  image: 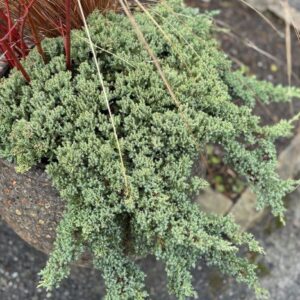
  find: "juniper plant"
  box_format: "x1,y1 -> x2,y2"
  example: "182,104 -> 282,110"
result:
0,1 -> 299,299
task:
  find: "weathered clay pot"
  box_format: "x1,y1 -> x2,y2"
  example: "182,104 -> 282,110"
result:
0,159 -> 63,253
0,159 -> 92,266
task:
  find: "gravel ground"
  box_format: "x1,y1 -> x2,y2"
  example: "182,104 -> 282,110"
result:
0,218 -> 105,300
2,0 -> 300,299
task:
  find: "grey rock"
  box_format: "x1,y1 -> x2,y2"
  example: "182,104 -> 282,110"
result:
278,132 -> 300,179
290,0 -> 300,10
196,188 -> 233,215
246,0 -> 270,11
229,188 -> 265,230
247,0 -> 300,29
247,188 -> 300,300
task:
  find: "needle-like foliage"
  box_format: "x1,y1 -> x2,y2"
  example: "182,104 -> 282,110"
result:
0,1 -> 299,299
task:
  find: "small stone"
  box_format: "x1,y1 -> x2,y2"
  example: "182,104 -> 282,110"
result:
257,61 -> 264,68
231,48 -> 238,56
46,292 -> 52,298
268,0 -> 300,30
11,272 -> 18,279
230,189 -> 265,230
0,277 -> 8,288
196,188 -> 233,215
15,209 -> 22,216
246,0 -> 269,11
46,234 -> 51,239
278,132 -> 300,179
38,219 -> 45,225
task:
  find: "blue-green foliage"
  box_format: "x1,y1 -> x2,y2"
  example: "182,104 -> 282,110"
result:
0,1 -> 299,299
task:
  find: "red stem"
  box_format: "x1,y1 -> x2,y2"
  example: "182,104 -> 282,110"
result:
4,0 -> 13,44
0,0 -> 37,42
0,1 -> 38,82
65,0 -> 71,70
0,39 -> 30,82
18,17 -> 29,57
28,14 -> 46,63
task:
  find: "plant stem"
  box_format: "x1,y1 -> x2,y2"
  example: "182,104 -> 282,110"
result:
0,40 -> 30,82
65,0 -> 72,70
28,13 -> 46,63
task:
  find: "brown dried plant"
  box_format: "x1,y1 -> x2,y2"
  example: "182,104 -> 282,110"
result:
1,0 -> 119,38
0,0 -> 156,80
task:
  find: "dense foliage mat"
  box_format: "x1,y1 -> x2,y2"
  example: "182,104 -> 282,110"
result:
1,1 -> 299,298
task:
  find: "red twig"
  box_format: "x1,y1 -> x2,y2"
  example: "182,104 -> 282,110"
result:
4,0 -> 12,43
0,39 -> 30,82
28,13 -> 46,62
65,0 -> 71,70
0,0 -> 37,82
0,0 -> 36,42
